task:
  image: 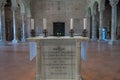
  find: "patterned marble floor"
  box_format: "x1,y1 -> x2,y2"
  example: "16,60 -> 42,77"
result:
0,41 -> 120,80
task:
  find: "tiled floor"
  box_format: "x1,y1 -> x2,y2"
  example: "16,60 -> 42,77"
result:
0,43 -> 36,80
82,41 -> 120,80
0,41 -> 120,80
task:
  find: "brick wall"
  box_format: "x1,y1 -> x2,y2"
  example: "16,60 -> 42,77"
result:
31,0 -> 87,36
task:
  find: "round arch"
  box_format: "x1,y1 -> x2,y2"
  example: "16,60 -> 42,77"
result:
104,0 -> 112,39
18,2 -> 25,14
87,7 -> 93,38
5,0 -> 13,41
87,7 -> 91,17
93,1 -> 99,11
92,1 -> 100,39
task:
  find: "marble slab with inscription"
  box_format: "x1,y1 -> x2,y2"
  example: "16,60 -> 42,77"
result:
27,36 -> 89,80
40,40 -> 76,80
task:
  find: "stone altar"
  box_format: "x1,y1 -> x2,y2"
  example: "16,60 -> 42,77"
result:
27,36 -> 89,80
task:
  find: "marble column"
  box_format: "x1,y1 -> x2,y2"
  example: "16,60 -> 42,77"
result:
92,14 -> 97,40
12,8 -> 18,44
109,0 -> 119,44
99,5 -> 104,40
111,6 -> 117,41
0,6 -> 2,41
26,17 -> 31,37
0,2 -> 7,45
99,8 -> 104,41
21,13 -> 26,42
86,16 -> 91,38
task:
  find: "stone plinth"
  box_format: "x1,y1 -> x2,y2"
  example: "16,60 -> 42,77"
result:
27,36 -> 89,80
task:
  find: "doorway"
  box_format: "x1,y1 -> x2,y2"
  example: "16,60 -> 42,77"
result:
53,22 -> 65,36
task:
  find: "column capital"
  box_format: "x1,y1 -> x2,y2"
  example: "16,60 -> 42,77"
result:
109,0 -> 119,7
0,0 -> 6,9
99,5 -> 105,12
98,3 -> 105,12
91,9 -> 96,16
21,12 -> 25,16
11,0 -> 18,11
11,7 -> 17,11
0,0 -> 6,4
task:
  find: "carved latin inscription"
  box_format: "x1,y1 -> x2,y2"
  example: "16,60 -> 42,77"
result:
41,45 -> 76,79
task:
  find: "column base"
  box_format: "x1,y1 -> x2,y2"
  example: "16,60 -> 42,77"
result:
108,40 -> 118,45
91,38 -> 97,41
98,39 -> 107,42
80,76 -> 83,80
98,38 -> 103,41
21,38 -> 26,42
36,75 -> 40,80
0,40 -> 7,46
12,39 -> 18,44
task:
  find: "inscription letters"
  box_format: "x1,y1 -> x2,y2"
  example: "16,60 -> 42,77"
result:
42,46 -> 76,79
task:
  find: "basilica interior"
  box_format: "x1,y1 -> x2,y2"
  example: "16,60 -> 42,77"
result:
0,0 -> 120,80
0,0 -> 120,43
